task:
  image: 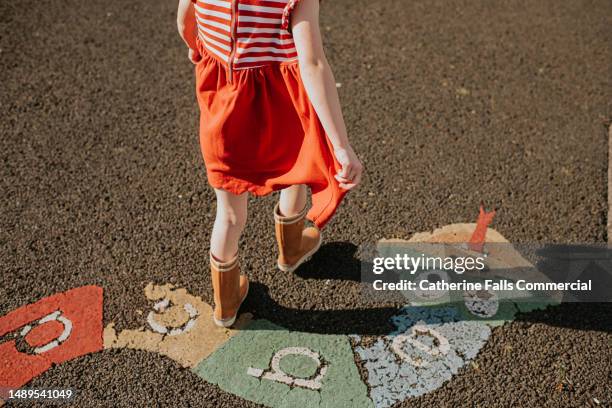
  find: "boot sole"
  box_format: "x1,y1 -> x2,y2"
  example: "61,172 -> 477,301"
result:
277,233 -> 323,273
212,280 -> 249,328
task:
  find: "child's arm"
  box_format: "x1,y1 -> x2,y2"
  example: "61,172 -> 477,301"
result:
177,0 -> 201,64
292,0 -> 363,190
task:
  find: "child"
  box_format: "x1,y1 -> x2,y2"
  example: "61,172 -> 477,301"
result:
177,0 -> 363,327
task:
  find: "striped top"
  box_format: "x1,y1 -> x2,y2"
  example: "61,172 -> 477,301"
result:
193,0 -> 301,71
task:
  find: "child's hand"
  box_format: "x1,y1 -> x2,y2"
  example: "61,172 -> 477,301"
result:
333,146 -> 363,190
189,48 -> 201,64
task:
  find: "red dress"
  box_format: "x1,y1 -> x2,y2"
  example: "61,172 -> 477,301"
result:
192,0 -> 345,228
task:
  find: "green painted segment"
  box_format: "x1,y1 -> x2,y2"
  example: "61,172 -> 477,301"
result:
458,277 -> 561,322
456,299 -> 518,327
193,320 -> 373,408
515,297 -> 561,313
448,278 -> 519,327
279,353 -> 320,379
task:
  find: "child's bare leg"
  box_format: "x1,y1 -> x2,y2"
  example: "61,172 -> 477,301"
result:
279,184 -> 308,217
275,184 -> 320,272
210,189 -> 248,261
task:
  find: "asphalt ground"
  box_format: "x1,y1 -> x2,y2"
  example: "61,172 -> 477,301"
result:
1,0 -> 611,406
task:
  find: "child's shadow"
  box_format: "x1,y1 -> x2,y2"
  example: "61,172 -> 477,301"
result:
294,241 -> 363,282
243,241 -> 397,336
241,241 -> 612,336
244,280 -> 398,336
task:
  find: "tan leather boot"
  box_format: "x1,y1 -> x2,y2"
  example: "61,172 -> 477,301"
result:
210,253 -> 249,328
274,203 -> 322,272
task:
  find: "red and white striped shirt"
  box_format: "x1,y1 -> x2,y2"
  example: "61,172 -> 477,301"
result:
193,0 -> 300,74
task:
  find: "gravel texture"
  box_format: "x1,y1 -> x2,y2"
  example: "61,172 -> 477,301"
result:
1,0 -> 611,406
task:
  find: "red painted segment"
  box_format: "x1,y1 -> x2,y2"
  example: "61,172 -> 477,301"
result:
469,205 -> 496,252
0,286 -> 103,396
25,320 -> 65,348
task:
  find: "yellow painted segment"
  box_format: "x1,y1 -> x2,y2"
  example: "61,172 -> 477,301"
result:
104,283 -> 251,368
382,224 -> 533,270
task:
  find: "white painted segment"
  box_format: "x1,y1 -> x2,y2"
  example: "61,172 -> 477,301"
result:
147,311 -> 169,334
147,299 -> 200,336
56,314 -> 72,342
17,311 -> 74,355
246,346 -> 327,390
392,324 -> 450,367
153,298 -> 169,312
463,289 -> 499,318
34,340 -> 60,354
39,310 -> 60,324
247,367 -> 264,377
